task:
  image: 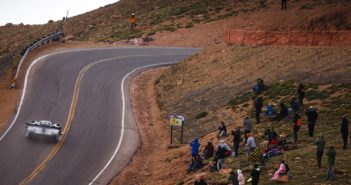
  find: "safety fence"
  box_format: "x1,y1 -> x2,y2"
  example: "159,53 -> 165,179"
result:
225,29 -> 351,47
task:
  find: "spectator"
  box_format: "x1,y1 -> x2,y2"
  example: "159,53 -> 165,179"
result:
315,134 -> 326,168
340,117 -> 349,150
266,103 -> 277,120
203,141 -> 214,159
253,78 -> 264,95
237,169 -> 245,185
292,113 -> 302,143
271,160 -> 288,181
265,128 -> 278,144
215,145 -> 227,171
246,132 -> 256,155
326,146 -> 336,180
229,169 -> 239,185
232,127 -> 242,157
250,164 -> 260,185
188,154 -> 204,172
243,117 -> 252,142
130,13 -> 137,32
281,0 -> 287,10
217,122 -> 227,138
254,97 -> 263,124
279,102 -> 288,120
190,138 -> 200,159
305,106 -> 319,137
194,174 -> 207,185
297,83 -> 306,107
290,98 -> 300,112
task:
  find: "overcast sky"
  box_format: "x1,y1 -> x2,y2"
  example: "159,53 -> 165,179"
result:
0,0 -> 119,26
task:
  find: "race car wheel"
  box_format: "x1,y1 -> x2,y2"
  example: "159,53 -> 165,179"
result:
25,130 -> 30,137
56,134 -> 61,142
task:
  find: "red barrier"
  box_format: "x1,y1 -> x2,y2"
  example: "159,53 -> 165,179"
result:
226,30 -> 351,46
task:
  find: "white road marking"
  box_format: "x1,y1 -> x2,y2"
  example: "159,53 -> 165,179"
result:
0,47 -> 195,184
0,47 -> 194,141
88,62 -> 174,185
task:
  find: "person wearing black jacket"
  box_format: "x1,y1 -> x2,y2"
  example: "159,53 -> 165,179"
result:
215,145 -> 227,171
297,83 -> 305,107
229,170 -> 239,185
217,122 -> 227,138
341,117 -> 349,150
305,106 -> 319,137
232,127 -> 241,157
254,97 -> 263,124
279,102 -> 288,120
250,164 -> 260,185
281,0 -> 287,9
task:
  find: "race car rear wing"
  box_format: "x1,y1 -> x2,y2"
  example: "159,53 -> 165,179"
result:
25,121 -> 62,130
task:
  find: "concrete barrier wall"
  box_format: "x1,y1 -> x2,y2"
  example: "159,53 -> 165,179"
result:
226,30 -> 351,46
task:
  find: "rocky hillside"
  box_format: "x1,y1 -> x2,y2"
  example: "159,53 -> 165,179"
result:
2,0 -> 351,58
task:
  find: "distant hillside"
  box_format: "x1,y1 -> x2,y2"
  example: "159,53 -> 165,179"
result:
1,0 -> 351,59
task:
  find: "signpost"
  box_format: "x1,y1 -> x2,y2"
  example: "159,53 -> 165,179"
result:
169,114 -> 185,144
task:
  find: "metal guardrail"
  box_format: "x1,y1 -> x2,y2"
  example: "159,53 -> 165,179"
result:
14,31 -> 64,79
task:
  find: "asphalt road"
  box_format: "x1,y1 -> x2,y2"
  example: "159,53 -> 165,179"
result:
0,47 -> 199,185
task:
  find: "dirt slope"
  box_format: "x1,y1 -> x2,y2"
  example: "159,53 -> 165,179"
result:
155,45 -> 351,142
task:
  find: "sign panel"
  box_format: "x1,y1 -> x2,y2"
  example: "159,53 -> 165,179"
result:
170,117 -> 183,126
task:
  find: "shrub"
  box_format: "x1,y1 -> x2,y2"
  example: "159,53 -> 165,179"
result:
195,112 -> 208,119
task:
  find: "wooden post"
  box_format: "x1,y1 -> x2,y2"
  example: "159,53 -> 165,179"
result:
170,125 -> 173,144
180,120 -> 184,144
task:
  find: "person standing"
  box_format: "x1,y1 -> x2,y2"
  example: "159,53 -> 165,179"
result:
281,0 -> 287,9
190,138 -> 200,159
246,132 -> 256,155
297,83 -> 305,107
292,113 -> 302,143
340,117 -> 349,150
279,102 -> 288,120
326,146 -> 336,180
305,106 -> 319,137
215,145 -> 226,171
243,117 -> 252,143
250,164 -> 260,185
254,97 -> 263,124
232,127 -> 241,157
229,170 -> 239,185
130,13 -> 137,32
315,134 -> 326,168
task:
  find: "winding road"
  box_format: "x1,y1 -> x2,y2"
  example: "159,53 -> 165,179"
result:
0,47 -> 199,185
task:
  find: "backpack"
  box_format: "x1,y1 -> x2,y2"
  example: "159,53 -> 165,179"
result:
296,118 -> 302,126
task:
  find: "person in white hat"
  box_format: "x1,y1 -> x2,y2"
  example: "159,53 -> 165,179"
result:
305,105 -> 318,137
130,13 -> 137,32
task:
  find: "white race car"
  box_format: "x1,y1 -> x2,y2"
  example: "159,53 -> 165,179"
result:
25,120 -> 62,142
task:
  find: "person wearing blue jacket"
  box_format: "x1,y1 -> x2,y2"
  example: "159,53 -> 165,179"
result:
190,138 -> 200,159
